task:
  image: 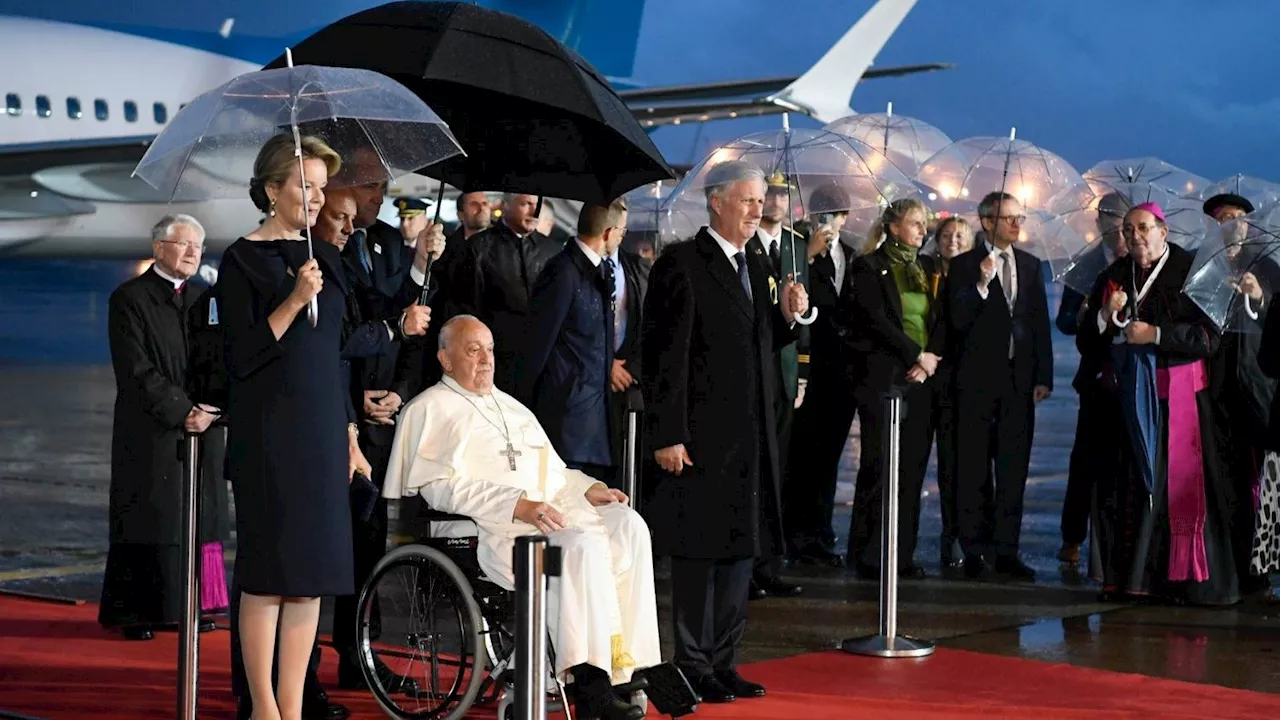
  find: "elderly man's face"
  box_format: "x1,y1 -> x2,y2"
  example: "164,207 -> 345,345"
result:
153,223 -> 203,279
603,210 -> 629,255
458,192 -> 492,232
343,148 -> 388,228
710,178 -> 765,244
503,194 -> 541,235
314,192 -> 358,251
438,319 -> 496,394
1214,205 -> 1250,251
1123,209 -> 1168,268
1096,213 -> 1127,255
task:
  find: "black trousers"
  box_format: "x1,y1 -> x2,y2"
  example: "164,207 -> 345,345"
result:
669,556 -> 753,680
1061,381 -> 1108,546
756,362 -> 795,578
954,375 -> 1035,560
783,367 -> 857,551
932,380 -> 960,550
849,382 -> 934,568
333,436 -> 392,662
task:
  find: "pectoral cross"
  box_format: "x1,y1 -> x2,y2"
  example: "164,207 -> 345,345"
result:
500,441 -> 522,471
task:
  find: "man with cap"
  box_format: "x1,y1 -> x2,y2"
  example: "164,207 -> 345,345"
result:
642,160 -> 809,703
783,182 -> 856,568
1055,191 -> 1130,565
744,171 -> 807,600
395,196 -> 432,249
1203,192 -> 1277,596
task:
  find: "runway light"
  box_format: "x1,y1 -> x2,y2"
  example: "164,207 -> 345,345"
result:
927,192 -> 938,201
29,191 -> 38,198
959,187 -> 970,198
938,182 -> 957,199
1015,185 -> 1033,204
729,112 -> 738,118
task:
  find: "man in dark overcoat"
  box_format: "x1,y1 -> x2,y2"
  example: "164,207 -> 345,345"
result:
641,160 -> 808,704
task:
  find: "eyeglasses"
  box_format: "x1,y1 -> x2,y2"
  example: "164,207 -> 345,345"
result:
158,240 -> 204,252
1122,223 -> 1162,237
994,214 -> 1025,225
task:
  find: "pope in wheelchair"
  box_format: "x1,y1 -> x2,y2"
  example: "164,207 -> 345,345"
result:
383,315 -> 685,720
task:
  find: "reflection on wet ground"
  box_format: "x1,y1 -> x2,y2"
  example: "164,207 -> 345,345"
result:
1,268 -> 1277,696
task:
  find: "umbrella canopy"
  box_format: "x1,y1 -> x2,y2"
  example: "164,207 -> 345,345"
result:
914,133 -> 1086,215
824,106 -> 952,177
1199,174 -> 1280,215
1084,157 -> 1209,200
132,64 -> 462,203
1184,203 -> 1280,332
264,0 -> 674,204
659,127 -> 917,251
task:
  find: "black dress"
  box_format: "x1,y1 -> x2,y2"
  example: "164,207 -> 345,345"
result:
218,238 -> 354,597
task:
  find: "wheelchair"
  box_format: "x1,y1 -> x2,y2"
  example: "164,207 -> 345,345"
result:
354,505 -> 694,719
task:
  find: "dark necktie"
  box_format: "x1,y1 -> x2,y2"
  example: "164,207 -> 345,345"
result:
768,239 -> 780,275
734,251 -> 752,301
601,258 -> 617,315
352,229 -> 372,274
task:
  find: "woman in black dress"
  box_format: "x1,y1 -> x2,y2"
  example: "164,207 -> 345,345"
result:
218,133 -> 366,720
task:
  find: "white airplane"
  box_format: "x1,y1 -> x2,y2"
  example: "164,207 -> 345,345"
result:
0,0 -> 943,258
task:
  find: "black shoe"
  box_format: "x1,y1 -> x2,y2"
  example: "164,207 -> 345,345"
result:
962,555 -> 987,579
715,670 -> 765,698
994,556 -> 1037,580
753,574 -> 803,598
747,578 -> 768,601
690,675 -> 736,703
121,625 -> 154,641
790,542 -> 847,568
898,564 -> 926,580
198,619 -> 216,633
302,690 -> 350,720
338,655 -> 420,695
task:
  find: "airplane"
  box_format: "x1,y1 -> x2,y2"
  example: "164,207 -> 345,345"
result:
0,0 -> 948,259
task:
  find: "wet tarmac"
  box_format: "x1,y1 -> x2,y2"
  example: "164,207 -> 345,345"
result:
1,265 -> 1277,698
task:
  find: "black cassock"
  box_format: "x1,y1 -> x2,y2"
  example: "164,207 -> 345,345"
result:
98,268 -> 229,629
1078,244 -> 1239,605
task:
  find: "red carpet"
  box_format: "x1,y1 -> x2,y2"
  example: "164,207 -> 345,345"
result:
2,595 -> 1277,719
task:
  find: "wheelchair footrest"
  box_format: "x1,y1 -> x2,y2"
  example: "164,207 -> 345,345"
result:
631,663 -> 699,717
612,675 -> 649,696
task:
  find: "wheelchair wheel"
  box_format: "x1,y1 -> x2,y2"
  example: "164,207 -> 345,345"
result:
356,544 -> 486,719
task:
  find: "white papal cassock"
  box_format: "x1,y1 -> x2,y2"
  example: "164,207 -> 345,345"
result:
383,375 -> 661,682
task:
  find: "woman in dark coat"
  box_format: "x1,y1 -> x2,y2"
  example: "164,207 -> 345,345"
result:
218,133 -> 366,720
840,198 -> 947,578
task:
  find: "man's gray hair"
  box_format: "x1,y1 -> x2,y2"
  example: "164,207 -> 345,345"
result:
438,313 -> 482,351
703,160 -> 766,207
151,213 -> 206,244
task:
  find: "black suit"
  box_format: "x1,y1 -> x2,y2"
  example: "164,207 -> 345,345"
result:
785,240 -> 858,552
642,229 -> 795,681
841,249 -> 946,568
608,249 -> 651,492
946,244 -> 1052,560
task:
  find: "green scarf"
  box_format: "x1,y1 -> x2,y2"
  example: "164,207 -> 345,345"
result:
882,238 -> 928,293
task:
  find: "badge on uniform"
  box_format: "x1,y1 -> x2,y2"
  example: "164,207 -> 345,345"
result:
373,243 -> 383,255
208,298 -> 219,326
768,275 -> 778,305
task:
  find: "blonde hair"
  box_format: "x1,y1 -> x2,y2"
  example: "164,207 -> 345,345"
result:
249,134 -> 342,213
933,216 -> 975,254
863,198 -> 928,255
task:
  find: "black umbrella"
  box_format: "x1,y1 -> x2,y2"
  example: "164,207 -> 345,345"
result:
264,0 -> 674,205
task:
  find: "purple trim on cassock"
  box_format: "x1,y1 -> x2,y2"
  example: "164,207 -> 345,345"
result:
201,541 -> 229,611
1156,360 -> 1209,583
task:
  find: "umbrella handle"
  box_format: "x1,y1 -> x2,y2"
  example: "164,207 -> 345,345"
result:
795,307 -> 818,325
1112,310 -> 1130,328
307,296 -> 318,327
1245,294 -> 1259,321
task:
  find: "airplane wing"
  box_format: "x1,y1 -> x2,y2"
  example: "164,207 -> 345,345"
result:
623,63 -> 952,128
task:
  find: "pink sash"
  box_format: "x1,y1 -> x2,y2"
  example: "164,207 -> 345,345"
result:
1156,360 -> 1209,583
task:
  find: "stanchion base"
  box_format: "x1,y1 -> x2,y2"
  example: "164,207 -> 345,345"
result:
839,634 -> 936,658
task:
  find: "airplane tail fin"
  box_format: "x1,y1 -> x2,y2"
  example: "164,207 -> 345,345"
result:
770,0 -> 919,123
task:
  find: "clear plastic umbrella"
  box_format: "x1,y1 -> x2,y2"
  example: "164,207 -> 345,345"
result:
132,54 -> 464,324
914,129 -> 1087,216
1084,157 -> 1210,200
823,102 -> 952,177
1184,202 -> 1280,331
1199,174 -> 1280,212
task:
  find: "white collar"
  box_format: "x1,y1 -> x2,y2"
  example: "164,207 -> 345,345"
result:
757,225 -> 781,246
706,226 -> 745,261
441,374 -> 492,399
152,264 -> 185,289
574,238 -> 604,266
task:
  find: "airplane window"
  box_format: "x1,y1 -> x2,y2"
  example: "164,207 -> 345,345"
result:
36,95 -> 51,118
153,102 -> 167,124
124,100 -> 138,122
5,93 -> 19,116
94,98 -> 108,121
67,97 -> 82,119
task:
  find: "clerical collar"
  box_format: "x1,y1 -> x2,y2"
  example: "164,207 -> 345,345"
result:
152,263 -> 185,289
705,227 -> 742,262
574,238 -> 604,267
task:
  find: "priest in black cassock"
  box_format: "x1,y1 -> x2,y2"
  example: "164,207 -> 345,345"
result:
99,214 -> 230,640
1077,202 -> 1239,606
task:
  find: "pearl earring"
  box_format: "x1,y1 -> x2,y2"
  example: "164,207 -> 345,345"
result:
269,198 -> 276,217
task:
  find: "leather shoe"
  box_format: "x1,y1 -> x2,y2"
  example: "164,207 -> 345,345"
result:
962,555 -> 987,579
691,675 -> 736,703
994,556 -> 1037,580
747,578 -> 767,601
338,655 -> 420,695
716,670 -> 765,698
121,626 -> 154,641
753,574 -> 803,598
302,691 -> 350,720
898,564 -> 926,580
790,542 -> 846,568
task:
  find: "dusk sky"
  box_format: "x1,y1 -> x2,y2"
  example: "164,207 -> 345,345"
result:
3,0 -> 1276,183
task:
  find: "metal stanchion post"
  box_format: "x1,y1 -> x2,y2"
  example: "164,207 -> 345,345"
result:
623,388 -> 644,510
840,387 -> 935,658
177,433 -> 201,720
514,536 -> 562,720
